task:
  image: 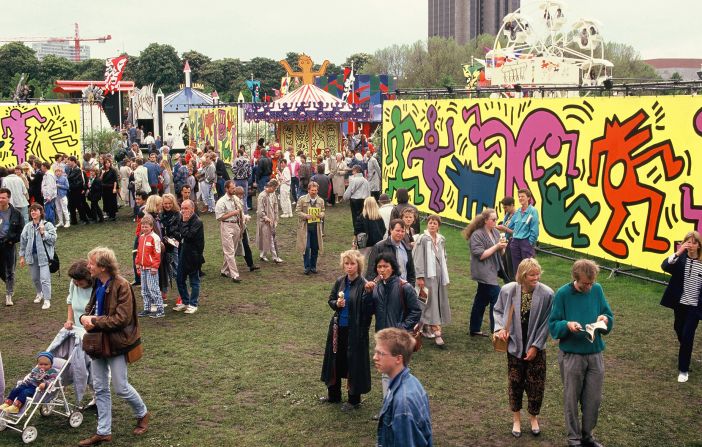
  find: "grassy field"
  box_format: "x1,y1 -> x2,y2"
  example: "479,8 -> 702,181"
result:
0,202 -> 700,447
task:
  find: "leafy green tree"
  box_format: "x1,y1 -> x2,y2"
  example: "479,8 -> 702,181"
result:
120,53 -> 140,83
0,42 -> 40,98
37,54 -> 77,86
600,42 -> 659,80
344,53 -> 373,72
134,43 -> 182,93
245,57 -> 286,96
75,58 -> 105,81
181,50 -> 211,83
670,72 -> 683,81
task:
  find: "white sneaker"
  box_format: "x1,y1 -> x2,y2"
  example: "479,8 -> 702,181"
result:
55,222 -> 63,228
678,371 -> 689,383
150,305 -> 157,313
5,295 -> 13,306
260,255 -> 269,262
184,305 -> 198,314
41,301 -> 51,310
33,294 -> 43,303
274,257 -> 284,264
64,222 -> 70,229
173,304 -> 187,312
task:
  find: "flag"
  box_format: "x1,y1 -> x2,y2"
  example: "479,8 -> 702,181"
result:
280,76 -> 290,95
103,56 -> 128,95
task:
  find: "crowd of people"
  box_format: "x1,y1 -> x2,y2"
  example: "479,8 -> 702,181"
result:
0,132 -> 699,446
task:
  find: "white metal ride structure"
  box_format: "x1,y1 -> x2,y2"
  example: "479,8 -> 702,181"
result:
484,0 -> 612,97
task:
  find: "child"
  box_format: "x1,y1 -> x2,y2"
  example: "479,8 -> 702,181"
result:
55,167 -> 70,228
135,215 -> 163,318
64,260 -> 94,335
0,352 -> 58,414
131,192 -> 148,287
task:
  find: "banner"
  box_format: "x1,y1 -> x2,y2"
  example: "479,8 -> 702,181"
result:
188,106 -> 238,164
382,96 -> 702,272
103,56 -> 128,95
0,104 -> 81,168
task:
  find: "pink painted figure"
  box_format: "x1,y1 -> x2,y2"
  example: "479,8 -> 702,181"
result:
680,184 -> 702,235
407,105 -> 455,212
463,105 -> 580,199
1,108 -> 46,164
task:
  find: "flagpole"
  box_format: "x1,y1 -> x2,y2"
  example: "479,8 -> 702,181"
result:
118,90 -> 122,128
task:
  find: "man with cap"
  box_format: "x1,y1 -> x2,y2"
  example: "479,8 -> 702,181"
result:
0,351 -> 58,414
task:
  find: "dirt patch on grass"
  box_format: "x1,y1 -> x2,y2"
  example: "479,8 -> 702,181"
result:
226,301 -> 270,316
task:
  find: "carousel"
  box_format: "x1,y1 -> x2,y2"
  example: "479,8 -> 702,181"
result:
243,54 -> 369,157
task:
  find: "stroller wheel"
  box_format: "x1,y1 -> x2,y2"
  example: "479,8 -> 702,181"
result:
69,411 -> 83,428
39,404 -> 52,417
22,426 -> 37,443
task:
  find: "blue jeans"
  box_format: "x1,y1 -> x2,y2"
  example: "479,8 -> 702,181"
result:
470,282 -> 500,333
177,268 -> 200,307
216,177 -> 226,199
303,224 -> 319,271
8,383 -> 37,405
290,177 -> 300,202
91,354 -> 147,436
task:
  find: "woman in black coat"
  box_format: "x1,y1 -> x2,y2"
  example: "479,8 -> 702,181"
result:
87,167 -> 103,223
100,159 -> 119,221
320,249 -> 372,411
660,230 -> 702,383
356,196 -> 386,248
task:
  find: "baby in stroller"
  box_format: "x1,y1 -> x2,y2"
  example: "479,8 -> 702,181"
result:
1,352 -> 58,414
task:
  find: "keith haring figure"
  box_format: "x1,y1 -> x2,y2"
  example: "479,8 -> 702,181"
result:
1,108 -> 46,165
445,156 -> 500,219
538,164 -> 600,248
463,105 -> 580,199
588,110 -> 684,257
680,184 -> 702,235
407,105 -> 456,212
385,106 -> 424,205
279,54 -> 330,85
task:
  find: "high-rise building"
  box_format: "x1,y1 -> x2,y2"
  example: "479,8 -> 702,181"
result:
428,0 -> 521,44
31,42 -> 90,62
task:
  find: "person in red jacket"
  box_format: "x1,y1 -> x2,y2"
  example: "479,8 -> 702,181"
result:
135,215 -> 163,318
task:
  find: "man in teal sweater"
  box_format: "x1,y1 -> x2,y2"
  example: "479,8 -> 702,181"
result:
549,259 -> 614,447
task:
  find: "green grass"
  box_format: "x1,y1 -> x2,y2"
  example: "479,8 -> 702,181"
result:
0,203 -> 700,447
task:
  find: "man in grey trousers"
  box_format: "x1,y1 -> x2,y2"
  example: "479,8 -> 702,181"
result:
548,260 -> 614,447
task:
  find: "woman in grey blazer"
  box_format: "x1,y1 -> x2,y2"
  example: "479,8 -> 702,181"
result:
464,208 -> 508,336
493,258 -> 553,438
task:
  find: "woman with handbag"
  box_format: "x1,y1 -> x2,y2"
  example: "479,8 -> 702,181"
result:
320,250 -> 372,411
493,258 -> 553,438
413,214 -> 451,346
356,196 -> 386,249
464,208 -> 508,337
78,247 -> 149,446
19,203 -> 57,310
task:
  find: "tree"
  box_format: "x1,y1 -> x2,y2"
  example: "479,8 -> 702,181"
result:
344,53 -> 373,72
603,42 -> 659,80
37,54 -> 77,85
134,43 -> 182,93
181,50 -> 211,83
246,57 -> 286,97
120,53 -> 140,84
0,42 -> 40,98
200,58 -> 246,100
670,72 -> 683,81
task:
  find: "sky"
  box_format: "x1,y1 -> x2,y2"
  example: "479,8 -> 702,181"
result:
2,0 -> 700,65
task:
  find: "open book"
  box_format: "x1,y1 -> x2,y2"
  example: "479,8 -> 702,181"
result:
580,320 -> 607,343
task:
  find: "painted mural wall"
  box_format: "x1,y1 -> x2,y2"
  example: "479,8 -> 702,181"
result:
383,96 -> 702,272
188,106 -> 238,164
279,121 -> 340,157
0,104 -> 81,168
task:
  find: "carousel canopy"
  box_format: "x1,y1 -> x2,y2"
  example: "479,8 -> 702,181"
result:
243,84 -> 370,122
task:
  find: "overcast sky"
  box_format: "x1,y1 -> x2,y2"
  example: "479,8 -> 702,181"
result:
2,0 -> 699,64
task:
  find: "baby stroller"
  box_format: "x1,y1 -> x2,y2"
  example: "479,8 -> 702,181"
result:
0,329 -> 87,444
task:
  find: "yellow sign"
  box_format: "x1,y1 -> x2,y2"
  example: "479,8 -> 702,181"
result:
0,104 -> 81,168
188,106 -> 238,164
382,96 -> 702,272
308,206 -> 321,223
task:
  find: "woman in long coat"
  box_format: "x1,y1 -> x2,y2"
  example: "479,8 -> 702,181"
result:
320,250 -> 372,411
100,159 -> 118,221
331,153 -> 348,203
256,179 -> 281,262
414,214 -> 451,346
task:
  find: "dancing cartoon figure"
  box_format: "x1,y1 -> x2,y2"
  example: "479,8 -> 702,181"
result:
407,105 -> 456,212
279,54 -> 330,86
385,106 -> 424,205
1,108 -> 46,165
588,110 -> 684,257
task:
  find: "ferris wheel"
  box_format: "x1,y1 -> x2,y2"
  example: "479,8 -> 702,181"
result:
485,0 -> 612,95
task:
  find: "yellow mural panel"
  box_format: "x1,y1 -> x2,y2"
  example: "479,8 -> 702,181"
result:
0,104 -> 81,168
188,106 -> 238,164
382,96 -> 702,272
279,121 -> 340,158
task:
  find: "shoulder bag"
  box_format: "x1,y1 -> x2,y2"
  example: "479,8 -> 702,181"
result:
41,232 -> 60,275
399,279 -> 423,352
491,303 -> 514,353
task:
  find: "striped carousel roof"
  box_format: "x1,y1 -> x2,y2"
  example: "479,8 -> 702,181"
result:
274,84 -> 348,107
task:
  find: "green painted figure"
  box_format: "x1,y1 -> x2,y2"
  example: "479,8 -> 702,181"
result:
385,106 -> 425,205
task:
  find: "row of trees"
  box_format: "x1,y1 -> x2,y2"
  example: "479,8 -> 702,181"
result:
0,37 -> 659,101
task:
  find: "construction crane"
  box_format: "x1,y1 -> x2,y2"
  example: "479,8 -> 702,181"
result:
0,23 -> 111,62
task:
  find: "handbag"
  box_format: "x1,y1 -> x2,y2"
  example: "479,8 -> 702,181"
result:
492,303 -> 515,353
41,230 -> 60,275
82,331 -> 111,358
126,340 -> 143,364
399,279 -> 422,352
355,232 -> 368,249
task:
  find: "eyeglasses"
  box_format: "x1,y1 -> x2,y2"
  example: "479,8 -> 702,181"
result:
373,349 -> 397,358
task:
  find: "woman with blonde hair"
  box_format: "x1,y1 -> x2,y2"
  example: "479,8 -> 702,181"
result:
464,208 -> 508,336
160,159 -> 174,195
493,258 -> 553,437
356,197 -> 386,249
660,230 -> 702,382
414,214 -> 451,346
320,249 -> 372,411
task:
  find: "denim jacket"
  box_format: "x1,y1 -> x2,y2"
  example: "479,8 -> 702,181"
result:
19,220 -> 56,265
377,368 -> 432,447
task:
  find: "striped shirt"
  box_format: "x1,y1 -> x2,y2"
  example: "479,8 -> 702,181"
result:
671,254 -> 702,306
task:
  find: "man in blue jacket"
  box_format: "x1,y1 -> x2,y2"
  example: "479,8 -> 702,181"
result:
374,327 -> 432,447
